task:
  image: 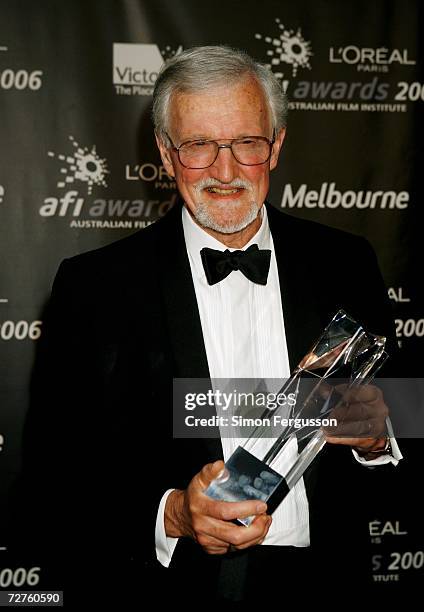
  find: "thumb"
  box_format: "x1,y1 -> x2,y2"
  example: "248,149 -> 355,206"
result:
198,460 -> 226,489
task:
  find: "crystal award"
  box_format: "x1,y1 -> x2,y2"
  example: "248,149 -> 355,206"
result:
205,309 -> 389,525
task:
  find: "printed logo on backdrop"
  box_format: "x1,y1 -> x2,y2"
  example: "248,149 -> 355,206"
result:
254,18 -> 421,113
0,295 -> 41,347
41,136 -> 175,229
113,43 -> 182,96
0,44 -> 43,91
255,18 -> 313,79
388,287 -> 424,349
48,136 -> 109,195
329,46 -> 415,73
0,184 -> 4,204
369,519 -> 424,586
280,182 -> 409,210
126,162 -> 176,190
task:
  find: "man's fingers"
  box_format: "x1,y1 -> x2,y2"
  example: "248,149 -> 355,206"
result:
188,494 -> 267,529
195,529 -> 232,549
230,515 -> 272,550
324,415 -> 386,439
334,383 -> 383,406
186,461 -> 270,555
329,402 -> 388,424
205,545 -> 230,555
193,509 -> 271,551
209,514 -> 271,549
323,383 -> 388,440
326,435 -> 384,449
198,496 -> 267,523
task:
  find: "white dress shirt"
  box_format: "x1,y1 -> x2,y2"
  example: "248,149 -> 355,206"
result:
155,204 -> 402,567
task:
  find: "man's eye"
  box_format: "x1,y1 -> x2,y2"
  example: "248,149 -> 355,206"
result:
238,139 -> 256,145
183,141 -> 208,149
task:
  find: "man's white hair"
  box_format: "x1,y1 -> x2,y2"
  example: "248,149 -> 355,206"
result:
152,45 -> 288,145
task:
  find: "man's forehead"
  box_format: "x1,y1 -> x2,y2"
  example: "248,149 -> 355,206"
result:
168,78 -> 271,139
172,77 -> 266,107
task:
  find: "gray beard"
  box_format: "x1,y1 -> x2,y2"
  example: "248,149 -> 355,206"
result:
194,200 -> 260,234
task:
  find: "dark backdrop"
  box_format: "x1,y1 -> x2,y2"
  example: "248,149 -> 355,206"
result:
0,0 -> 422,594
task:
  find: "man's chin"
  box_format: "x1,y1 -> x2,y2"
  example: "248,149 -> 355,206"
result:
206,219 -> 254,234
194,201 -> 260,234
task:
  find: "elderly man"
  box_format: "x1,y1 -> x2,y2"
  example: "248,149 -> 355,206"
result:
18,46 -> 401,603
153,44 -> 400,554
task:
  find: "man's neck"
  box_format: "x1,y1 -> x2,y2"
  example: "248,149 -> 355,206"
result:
186,208 -> 263,249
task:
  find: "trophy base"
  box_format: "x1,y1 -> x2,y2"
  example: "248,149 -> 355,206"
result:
205,446 -> 290,526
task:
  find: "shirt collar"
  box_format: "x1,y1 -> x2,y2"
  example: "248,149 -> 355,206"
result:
182,204 -> 272,283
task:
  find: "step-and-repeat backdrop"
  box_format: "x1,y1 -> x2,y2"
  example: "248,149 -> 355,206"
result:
0,0 -> 423,595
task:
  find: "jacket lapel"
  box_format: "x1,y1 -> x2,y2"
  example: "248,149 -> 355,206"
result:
154,201 -> 210,379
267,203 -> 325,370
154,202 -> 222,461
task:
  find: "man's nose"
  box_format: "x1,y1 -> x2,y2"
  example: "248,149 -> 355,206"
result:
209,145 -> 239,183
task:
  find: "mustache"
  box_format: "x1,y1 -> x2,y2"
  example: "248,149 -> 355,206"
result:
194,177 -> 253,192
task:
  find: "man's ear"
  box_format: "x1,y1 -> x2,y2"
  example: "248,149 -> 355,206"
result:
269,128 -> 286,171
155,132 -> 176,178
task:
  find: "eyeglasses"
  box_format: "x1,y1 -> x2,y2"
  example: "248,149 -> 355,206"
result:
166,130 -> 275,169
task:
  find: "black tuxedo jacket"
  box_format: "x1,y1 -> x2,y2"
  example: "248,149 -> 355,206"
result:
14,201 -> 398,600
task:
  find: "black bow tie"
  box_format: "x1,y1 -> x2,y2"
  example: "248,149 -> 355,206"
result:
200,244 -> 271,286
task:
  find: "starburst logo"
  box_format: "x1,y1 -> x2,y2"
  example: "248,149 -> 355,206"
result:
160,45 -> 183,61
255,18 -> 313,78
47,136 -> 109,195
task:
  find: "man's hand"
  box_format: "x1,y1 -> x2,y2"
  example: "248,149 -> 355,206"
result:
164,460 -> 272,555
323,384 -> 389,455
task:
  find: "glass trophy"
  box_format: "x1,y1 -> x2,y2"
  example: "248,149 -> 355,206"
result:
205,309 -> 389,525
